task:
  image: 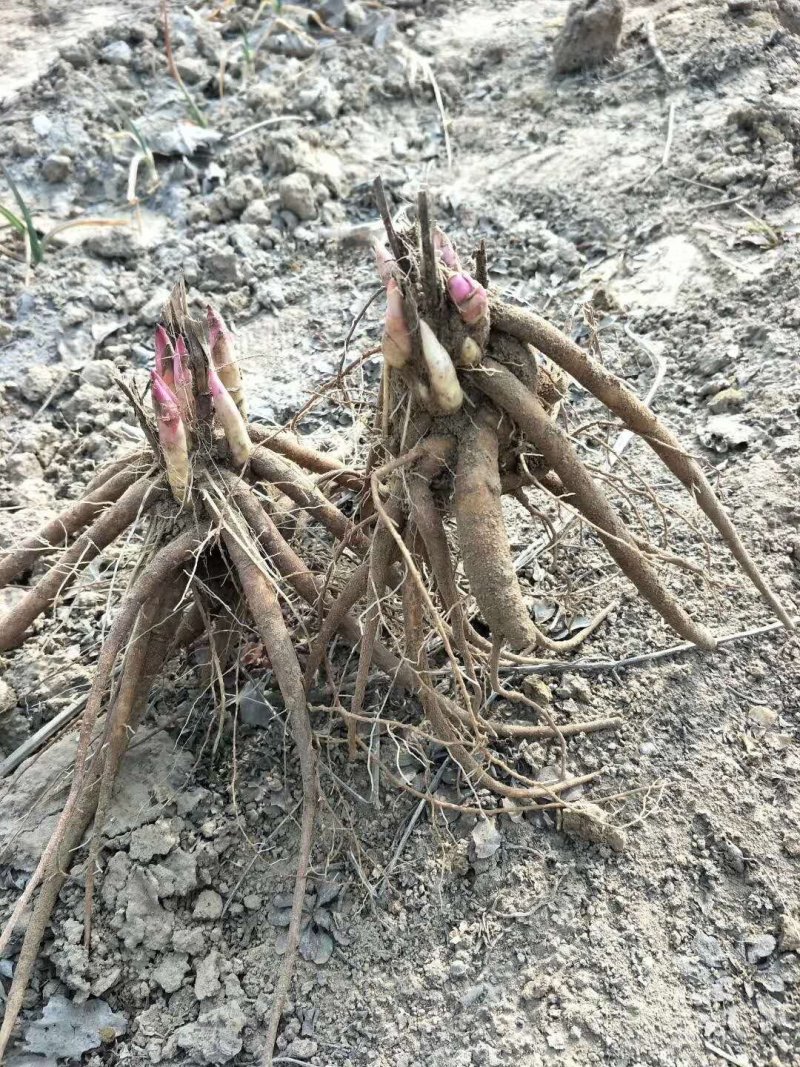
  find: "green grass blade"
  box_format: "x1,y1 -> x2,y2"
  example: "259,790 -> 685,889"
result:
0,164 -> 44,263
0,204 -> 25,235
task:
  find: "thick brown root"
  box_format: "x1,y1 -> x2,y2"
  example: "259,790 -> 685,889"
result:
477,360 -> 717,650
222,526 -> 318,1067
249,424 -> 363,492
0,524 -> 208,963
491,299 -> 794,629
0,476 -> 166,652
83,581 -> 184,944
453,412 -> 542,651
250,446 -> 366,551
0,467 -> 146,588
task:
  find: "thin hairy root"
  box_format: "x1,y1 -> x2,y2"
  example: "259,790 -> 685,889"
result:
349,510 -> 401,756
491,300 -> 794,629
303,561 -> 369,690
477,361 -> 717,650
0,476 -> 166,652
221,527 -> 318,1067
250,446 -> 366,551
248,424 -> 363,492
489,636 -> 566,774
453,412 -> 543,651
0,467 -> 146,588
490,714 -> 623,739
527,600 -> 618,654
0,524 -> 207,962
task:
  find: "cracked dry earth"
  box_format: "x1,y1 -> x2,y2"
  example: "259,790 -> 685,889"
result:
1,1 -> 799,1066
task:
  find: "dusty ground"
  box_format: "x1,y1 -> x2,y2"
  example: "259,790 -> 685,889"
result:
1,1 -> 799,1065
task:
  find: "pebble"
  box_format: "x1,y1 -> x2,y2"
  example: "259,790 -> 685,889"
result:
193,889 -> 224,921
284,1038 -> 318,1060
0,678 -> 18,715
708,387 -> 745,414
194,951 -> 222,1000
173,927 -> 207,957
278,172 -> 317,221
152,953 -> 189,994
100,41 -> 133,66
80,360 -> 117,390
746,934 -> 776,964
556,673 -> 592,703
42,154 -> 72,183
639,741 -> 656,756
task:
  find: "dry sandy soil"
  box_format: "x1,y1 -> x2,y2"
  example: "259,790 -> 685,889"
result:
1,1 -> 799,1066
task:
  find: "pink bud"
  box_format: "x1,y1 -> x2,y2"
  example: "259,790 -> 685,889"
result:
206,305 -> 246,418
154,325 -> 175,390
373,241 -> 396,286
172,336 -> 194,425
208,365 -> 251,468
206,305 -> 228,351
447,272 -> 488,327
434,227 -> 460,270
151,372 -> 190,503
151,371 -> 180,422
382,278 -> 411,368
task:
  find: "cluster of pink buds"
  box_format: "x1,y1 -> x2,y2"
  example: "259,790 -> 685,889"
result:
372,226 -> 490,411
150,306 -> 251,504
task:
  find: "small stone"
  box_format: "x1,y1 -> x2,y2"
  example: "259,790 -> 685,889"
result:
22,364 -> 63,402
748,705 -> 778,727
195,950 -> 222,1000
173,1003 -> 245,1064
193,889 -> 224,921
448,959 -> 468,979
708,387 -> 745,414
521,676 -> 552,705
202,251 -> 243,289
639,741 -> 656,756
241,199 -> 273,226
779,913 -> 800,953
175,56 -> 209,85
80,360 -> 117,390
561,801 -> 626,853
100,41 -> 133,66
693,931 -> 726,968
471,819 -> 502,860
153,953 -> 189,994
223,173 -> 265,215
4,452 -> 43,484
278,172 -> 317,221
173,927 -> 207,956
552,0 -> 625,74
557,673 -> 592,704
747,934 -> 777,964
129,821 -> 179,863
138,287 -> 170,324
42,154 -> 72,183
0,678 -> 17,716
243,894 -> 262,911
284,1038 -> 318,1060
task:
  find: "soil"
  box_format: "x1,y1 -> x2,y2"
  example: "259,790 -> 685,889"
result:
1,2 -> 799,1066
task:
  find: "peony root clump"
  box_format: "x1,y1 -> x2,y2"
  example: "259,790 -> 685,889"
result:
0,182 -> 793,1064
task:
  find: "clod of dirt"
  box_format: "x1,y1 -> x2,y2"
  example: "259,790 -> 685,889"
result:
170,1003 -> 246,1065
22,995 -> 126,1060
552,0 -> 626,74
560,801 -> 626,852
